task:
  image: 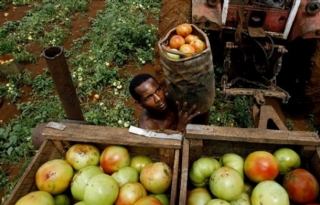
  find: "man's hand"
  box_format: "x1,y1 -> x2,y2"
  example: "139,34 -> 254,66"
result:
176,101 -> 201,133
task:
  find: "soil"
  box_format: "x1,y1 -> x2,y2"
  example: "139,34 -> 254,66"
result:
1,0 -> 320,200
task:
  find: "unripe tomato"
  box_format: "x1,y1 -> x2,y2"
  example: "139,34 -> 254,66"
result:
251,180 -> 289,205
244,151 -> 279,183
189,157 -> 221,187
187,187 -> 212,205
273,147 -> 301,174
209,166 -> 244,201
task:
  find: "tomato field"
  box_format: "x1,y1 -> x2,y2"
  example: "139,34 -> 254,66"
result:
1,0 -> 320,204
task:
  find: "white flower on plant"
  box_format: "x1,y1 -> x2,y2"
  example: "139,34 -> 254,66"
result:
99,102 -> 104,106
148,30 -> 151,33
78,77 -> 83,81
78,67 -> 83,72
124,121 -> 130,128
114,91 -> 119,95
117,85 -> 122,89
6,83 -> 10,87
112,81 -> 117,87
105,62 -> 110,66
28,36 -> 33,40
118,120 -> 123,125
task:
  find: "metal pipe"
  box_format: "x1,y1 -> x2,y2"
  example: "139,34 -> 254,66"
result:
42,46 -> 84,121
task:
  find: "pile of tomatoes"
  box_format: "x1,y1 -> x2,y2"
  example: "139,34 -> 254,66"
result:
165,23 -> 206,60
15,144 -> 172,205
187,147 -> 320,205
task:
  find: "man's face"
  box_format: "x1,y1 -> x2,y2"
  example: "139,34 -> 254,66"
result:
135,78 -> 167,112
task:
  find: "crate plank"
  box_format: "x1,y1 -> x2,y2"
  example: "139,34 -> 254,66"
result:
43,123 -> 182,149
186,124 -> 320,146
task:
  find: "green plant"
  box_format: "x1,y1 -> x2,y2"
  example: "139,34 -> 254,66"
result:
285,119 -> 294,131
209,90 -> 254,128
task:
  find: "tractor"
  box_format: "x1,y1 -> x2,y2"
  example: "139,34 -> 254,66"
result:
191,0 -> 320,129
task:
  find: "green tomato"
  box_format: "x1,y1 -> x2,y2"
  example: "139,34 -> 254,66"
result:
209,166 -> 244,201
207,199 -> 231,205
229,192 -> 251,205
273,147 -> 301,174
220,153 -> 244,179
189,157 -> 221,187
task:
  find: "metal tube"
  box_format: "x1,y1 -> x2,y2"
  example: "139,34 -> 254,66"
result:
43,46 -> 84,121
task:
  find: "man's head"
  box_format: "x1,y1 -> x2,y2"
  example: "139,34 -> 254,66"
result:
129,73 -> 167,112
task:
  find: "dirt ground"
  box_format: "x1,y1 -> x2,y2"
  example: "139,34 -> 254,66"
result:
1,0 -> 320,132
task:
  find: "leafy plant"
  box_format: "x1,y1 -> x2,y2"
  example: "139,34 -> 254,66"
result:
209,90 -> 254,128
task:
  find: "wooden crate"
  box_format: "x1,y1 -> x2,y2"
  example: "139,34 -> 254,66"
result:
179,124 -> 320,205
4,123 -> 182,205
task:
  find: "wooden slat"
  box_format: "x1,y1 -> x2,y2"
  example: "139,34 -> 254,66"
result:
42,123 -> 182,149
186,125 -> 320,146
170,149 -> 180,205
179,138 -> 190,205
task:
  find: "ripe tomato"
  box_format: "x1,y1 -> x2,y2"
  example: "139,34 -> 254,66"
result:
176,23 -> 192,37
115,182 -> 147,205
179,44 -> 196,57
189,39 -> 206,53
185,34 -> 199,44
140,162 -> 172,194
283,168 -> 319,204
169,35 -> 185,49
244,151 -> 279,183
99,145 -> 130,175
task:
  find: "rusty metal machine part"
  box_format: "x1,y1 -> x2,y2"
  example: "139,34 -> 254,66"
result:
220,41 -> 290,105
43,46 -> 84,121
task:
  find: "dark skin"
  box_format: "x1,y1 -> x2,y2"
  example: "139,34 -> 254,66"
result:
134,78 -> 201,132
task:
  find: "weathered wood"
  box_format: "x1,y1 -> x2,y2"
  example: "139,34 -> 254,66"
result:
4,140 -> 61,205
42,123 -> 182,149
186,124 -> 320,146
171,149 -> 180,205
179,138 -> 190,205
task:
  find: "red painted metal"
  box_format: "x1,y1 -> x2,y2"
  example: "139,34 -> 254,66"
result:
288,0 -> 320,40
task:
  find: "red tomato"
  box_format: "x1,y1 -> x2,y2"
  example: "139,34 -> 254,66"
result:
169,35 -> 185,49
176,23 -> 192,37
244,151 -> 279,183
99,145 -> 130,175
283,168 -> 320,204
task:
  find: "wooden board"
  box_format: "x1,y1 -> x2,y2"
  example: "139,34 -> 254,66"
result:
4,124 -> 182,205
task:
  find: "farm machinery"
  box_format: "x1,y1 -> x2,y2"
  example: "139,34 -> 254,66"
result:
192,0 -> 320,106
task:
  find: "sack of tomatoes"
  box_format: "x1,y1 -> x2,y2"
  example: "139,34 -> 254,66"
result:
161,23 -> 207,60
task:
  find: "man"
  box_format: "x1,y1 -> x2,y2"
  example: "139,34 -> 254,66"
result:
129,73 -> 202,133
